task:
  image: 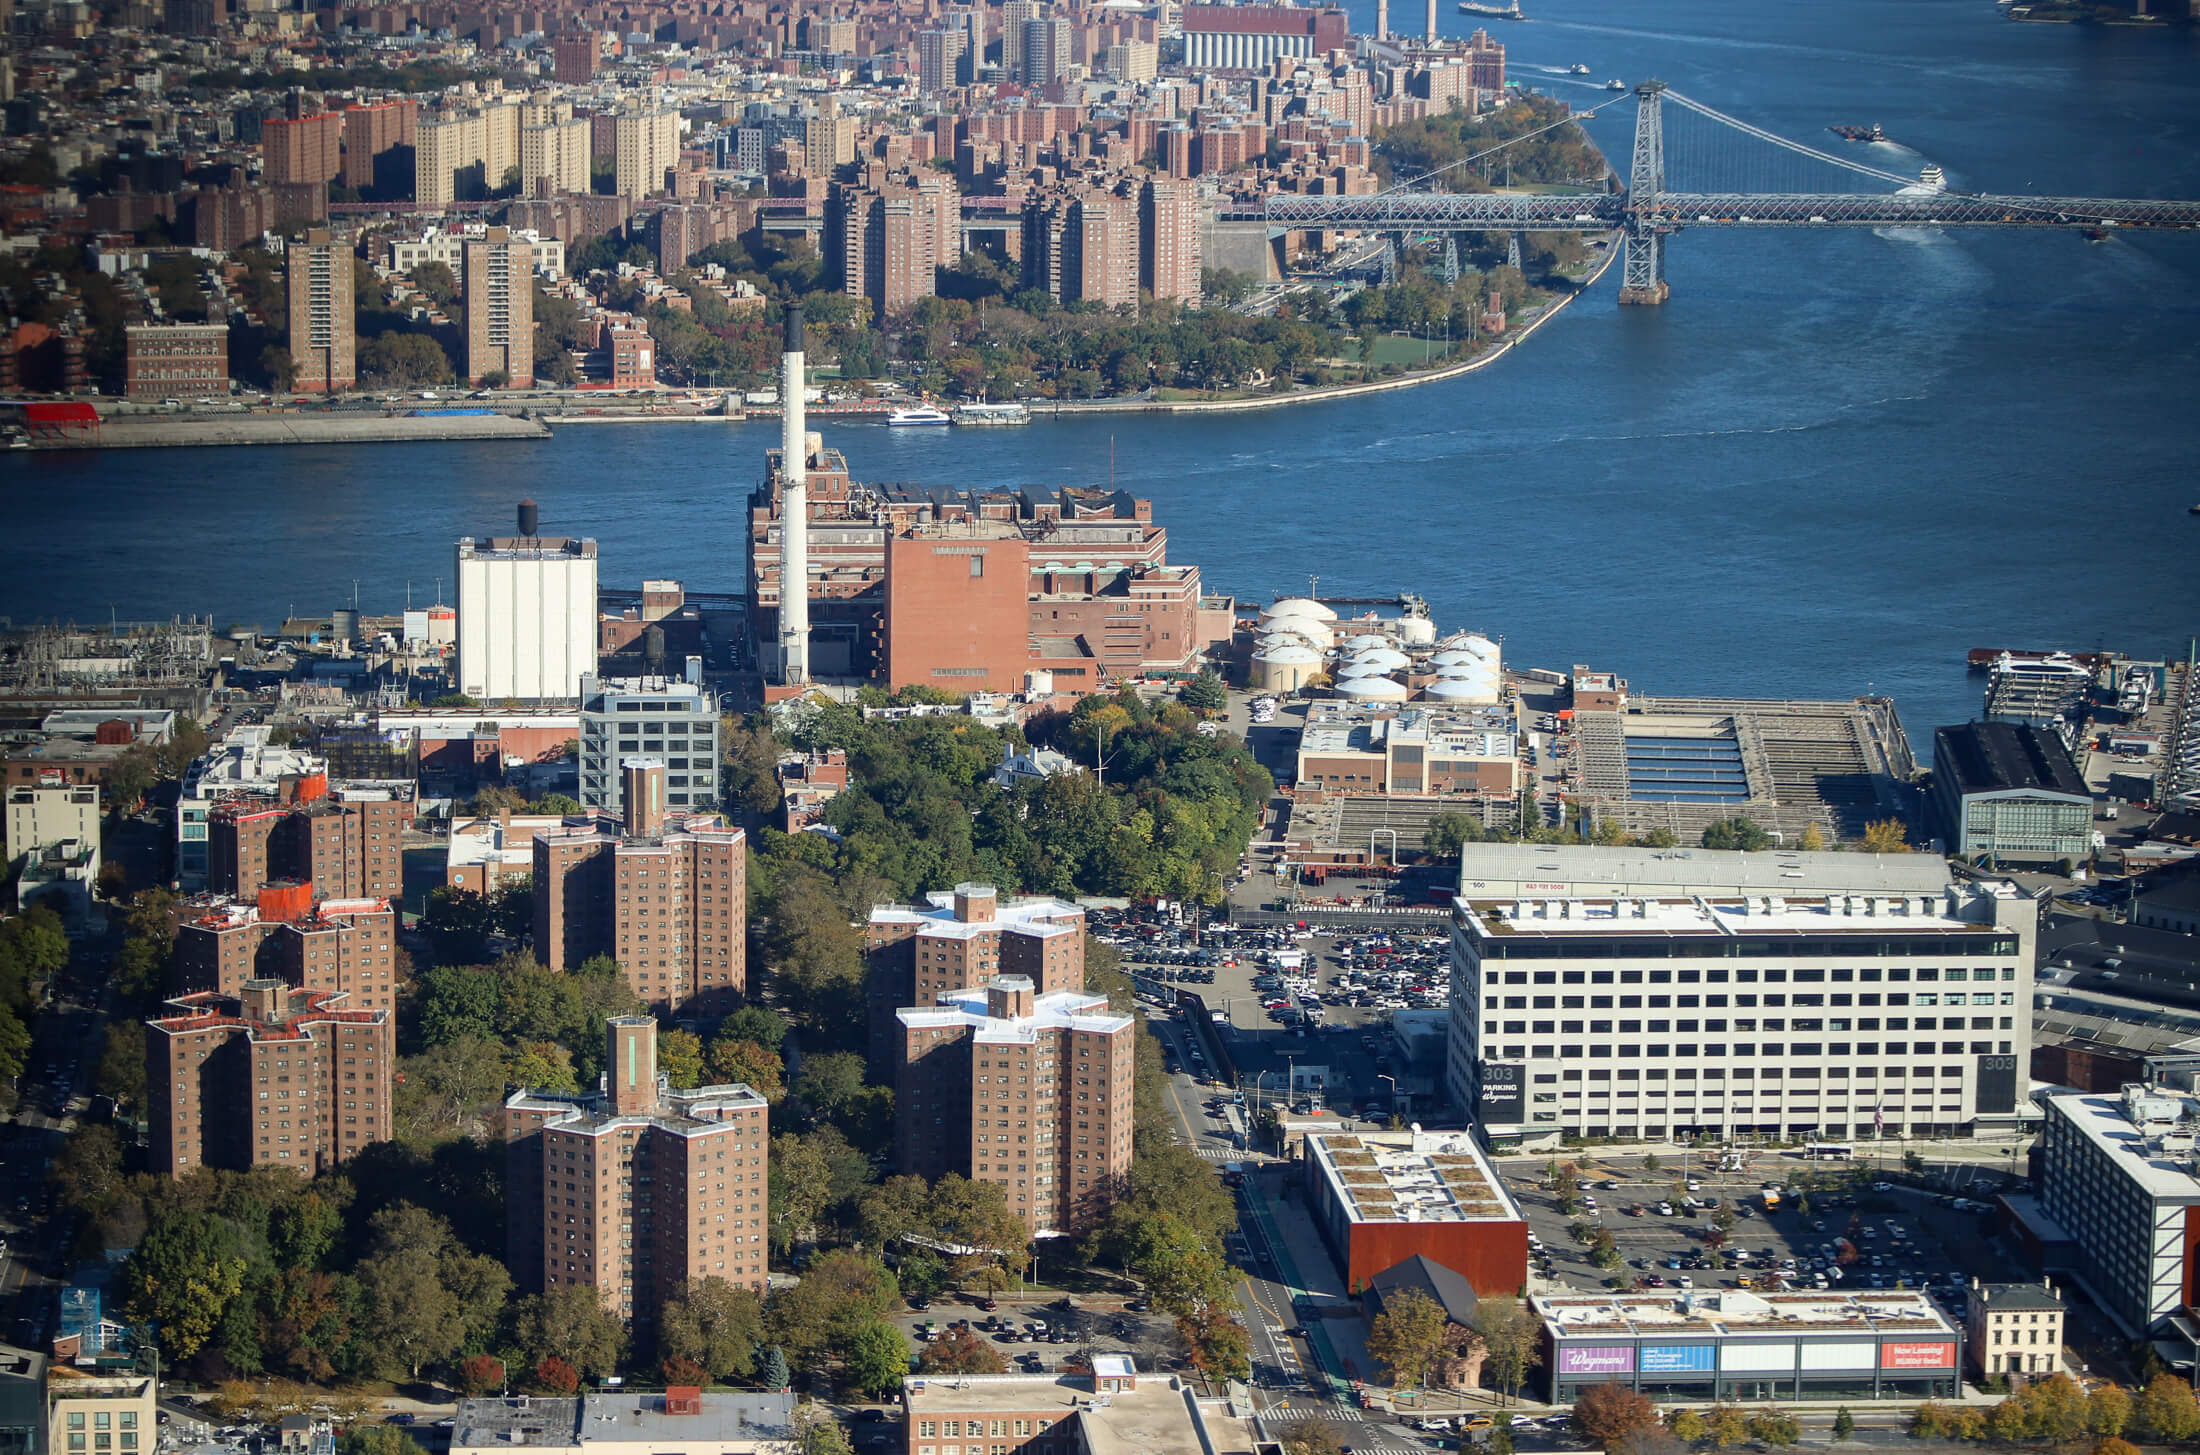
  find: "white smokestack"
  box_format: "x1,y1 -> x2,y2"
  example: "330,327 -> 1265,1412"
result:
779,304 -> 809,686
1376,0 -> 1388,38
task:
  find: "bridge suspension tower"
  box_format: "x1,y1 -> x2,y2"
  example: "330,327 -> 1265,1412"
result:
1620,81 -> 1672,306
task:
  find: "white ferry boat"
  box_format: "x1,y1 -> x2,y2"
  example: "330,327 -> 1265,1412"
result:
886,405 -> 953,426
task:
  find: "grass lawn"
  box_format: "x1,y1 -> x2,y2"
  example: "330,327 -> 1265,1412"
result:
1367,334 -> 1456,366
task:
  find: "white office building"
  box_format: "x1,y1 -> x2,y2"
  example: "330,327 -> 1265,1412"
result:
457,502 -> 599,704
2034,1083 -> 2200,1351
578,675 -> 720,815
1444,844 -> 2036,1145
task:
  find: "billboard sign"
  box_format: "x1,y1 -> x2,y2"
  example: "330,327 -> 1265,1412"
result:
1478,1061 -> 1525,1123
1800,1342 -> 1876,1372
1719,1343 -> 1796,1373
1882,1342 -> 1957,1370
1640,1345 -> 1715,1374
1557,1345 -> 1635,1376
1976,1053 -> 2019,1115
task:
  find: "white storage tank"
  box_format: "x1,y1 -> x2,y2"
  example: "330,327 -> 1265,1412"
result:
1343,646 -> 1411,673
1251,641 -> 1323,693
1340,674 -> 1409,701
1260,619 -> 1333,651
1424,676 -> 1499,704
1262,597 -> 1337,626
1394,616 -> 1439,647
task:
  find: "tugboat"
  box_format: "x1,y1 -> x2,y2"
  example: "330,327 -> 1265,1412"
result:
1568,63 -> 1591,75
1829,123 -> 1887,143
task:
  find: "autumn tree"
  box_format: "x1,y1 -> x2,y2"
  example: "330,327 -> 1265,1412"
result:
2140,1374 -> 2200,1440
1476,1297 -> 1541,1405
1572,1382 -> 1658,1448
1745,1408 -> 1799,1447
1175,1306 -> 1252,1382
1366,1288 -> 1449,1389
2088,1382 -> 2132,1437
1860,818 -> 1912,853
1706,1406 -> 1750,1448
1281,1419 -> 1346,1455
917,1326 -> 1006,1375
656,1277 -> 765,1381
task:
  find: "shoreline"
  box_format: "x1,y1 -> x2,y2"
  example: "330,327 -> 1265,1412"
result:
1056,236 -> 1623,416
21,238 -> 1621,449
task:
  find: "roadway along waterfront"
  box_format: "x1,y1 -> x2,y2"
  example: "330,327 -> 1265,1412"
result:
6,0 -> 2199,736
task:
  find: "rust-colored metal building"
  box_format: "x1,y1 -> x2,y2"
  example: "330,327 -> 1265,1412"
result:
1302,1127 -> 1531,1296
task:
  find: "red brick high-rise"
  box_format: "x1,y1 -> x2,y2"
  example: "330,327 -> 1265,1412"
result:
531,764 -> 746,1014
504,1017 -> 770,1327
263,112 -> 344,186
147,978 -> 393,1177
206,776 -> 410,902
171,891 -> 401,1012
864,883 -> 1084,1059
895,976 -> 1135,1236
287,231 -> 356,392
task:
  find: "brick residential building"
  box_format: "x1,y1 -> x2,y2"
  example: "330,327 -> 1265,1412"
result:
123,323 -> 229,400
262,111 -> 345,186
865,883 -> 1086,1046
146,978 -> 394,1177
340,100 -> 418,192
831,171 -> 957,322
895,976 -> 1135,1236
1022,184 -> 1138,307
532,761 -> 746,1014
503,1017 -> 770,1324
286,231 -> 356,392
1140,176 -> 1202,305
171,890 -> 401,1012
463,228 -> 534,386
206,776 -> 411,901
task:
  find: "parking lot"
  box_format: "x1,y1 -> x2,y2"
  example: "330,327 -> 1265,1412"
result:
1093,908 -> 1452,1119
1509,1152 -> 2004,1323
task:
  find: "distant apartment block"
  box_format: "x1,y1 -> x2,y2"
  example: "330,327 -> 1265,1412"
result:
463,228 -> 534,386
615,109 -> 680,201
123,322 -> 229,400
832,172 -> 958,322
147,978 -> 393,1177
504,1017 -> 769,1319
285,231 -> 355,392
262,111 -> 344,186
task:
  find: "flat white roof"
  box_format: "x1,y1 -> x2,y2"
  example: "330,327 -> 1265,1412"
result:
898,985 -> 1131,1041
1535,1287 -> 1957,1338
1456,843 -> 1957,898
2041,1088 -> 2200,1202
1306,1127 -> 1524,1225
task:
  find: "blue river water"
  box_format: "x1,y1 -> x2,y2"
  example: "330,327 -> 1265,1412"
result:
6,0 -> 2198,740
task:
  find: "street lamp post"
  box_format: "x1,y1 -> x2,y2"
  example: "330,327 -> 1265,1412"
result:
1379,1073 -> 1403,1128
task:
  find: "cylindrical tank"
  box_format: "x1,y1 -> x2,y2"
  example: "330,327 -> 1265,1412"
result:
1262,597 -> 1337,625
1458,633 -> 1500,661
644,624 -> 667,668
1339,674 -> 1409,701
1394,616 -> 1438,647
1343,646 -> 1411,673
1431,649 -> 1493,669
331,607 -> 360,643
517,498 -> 540,536
1261,620 -> 1332,651
1424,676 -> 1499,704
1250,641 -> 1322,693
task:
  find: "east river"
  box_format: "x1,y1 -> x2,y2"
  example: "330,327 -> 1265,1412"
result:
6,0 -> 2198,736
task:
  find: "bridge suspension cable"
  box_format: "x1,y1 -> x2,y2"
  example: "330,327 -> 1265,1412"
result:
1660,90 -> 1920,190
1380,97 -> 1625,198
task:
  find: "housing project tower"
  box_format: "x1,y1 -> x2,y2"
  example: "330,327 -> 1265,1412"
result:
778,305 -> 811,687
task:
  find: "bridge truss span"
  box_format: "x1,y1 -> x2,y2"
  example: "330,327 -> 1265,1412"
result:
1248,83 -> 2200,304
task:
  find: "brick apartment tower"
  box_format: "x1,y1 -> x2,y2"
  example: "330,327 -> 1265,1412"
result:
206,774 -> 408,902
146,978 -> 394,1176
895,976 -> 1135,1235
864,883 -> 1085,1059
462,228 -> 534,386
171,890 -> 401,1011
286,231 -> 355,392
503,1017 -> 770,1325
532,762 -> 746,1014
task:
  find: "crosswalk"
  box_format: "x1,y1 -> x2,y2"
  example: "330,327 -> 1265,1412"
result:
1258,1404 -> 1376,1426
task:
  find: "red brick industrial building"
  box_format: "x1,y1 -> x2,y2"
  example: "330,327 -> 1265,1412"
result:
504,1017 -> 770,1326
146,978 -> 393,1177
747,437 -> 1223,691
